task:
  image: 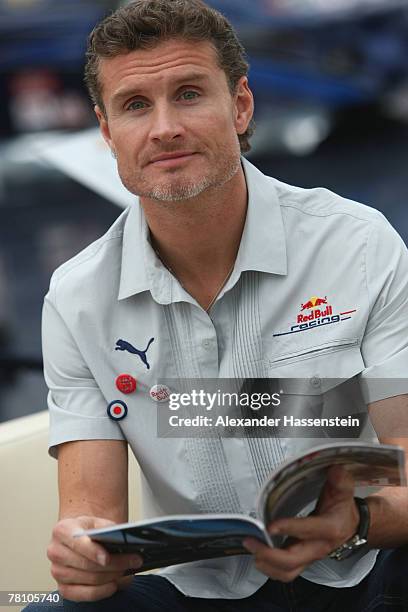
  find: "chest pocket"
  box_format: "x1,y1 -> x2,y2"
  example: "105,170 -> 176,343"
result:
264,339 -> 370,452
264,338 -> 363,386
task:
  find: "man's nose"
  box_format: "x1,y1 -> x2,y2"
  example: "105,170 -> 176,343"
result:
149,103 -> 184,142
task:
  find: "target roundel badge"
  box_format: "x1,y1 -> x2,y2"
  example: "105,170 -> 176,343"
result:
107,400 -> 128,421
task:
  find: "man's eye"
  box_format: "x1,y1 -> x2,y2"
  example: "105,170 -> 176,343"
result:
127,100 -> 147,111
180,91 -> 199,101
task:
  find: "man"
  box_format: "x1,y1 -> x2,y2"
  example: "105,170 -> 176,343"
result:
25,1 -> 408,610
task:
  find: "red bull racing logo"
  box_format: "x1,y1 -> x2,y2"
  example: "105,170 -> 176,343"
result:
300,296 -> 328,312
273,295 -> 356,337
298,295 -> 331,321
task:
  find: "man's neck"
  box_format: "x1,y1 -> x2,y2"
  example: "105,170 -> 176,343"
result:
140,166 -> 248,309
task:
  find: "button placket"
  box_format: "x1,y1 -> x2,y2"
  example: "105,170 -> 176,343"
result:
191,309 -> 219,376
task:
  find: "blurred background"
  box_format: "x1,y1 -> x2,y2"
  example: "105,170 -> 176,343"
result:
1,0 -> 408,422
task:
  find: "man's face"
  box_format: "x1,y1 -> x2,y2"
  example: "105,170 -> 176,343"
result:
95,39 -> 253,202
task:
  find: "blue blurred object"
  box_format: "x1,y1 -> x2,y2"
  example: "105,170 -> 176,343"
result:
212,0 -> 407,26
0,0 -> 113,69
209,0 -> 408,109
1,0 -> 407,107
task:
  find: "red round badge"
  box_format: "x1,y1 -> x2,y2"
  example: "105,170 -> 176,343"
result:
116,374 -> 137,394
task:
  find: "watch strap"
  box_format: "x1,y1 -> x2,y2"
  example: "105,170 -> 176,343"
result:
328,497 -> 370,561
354,496 -> 370,540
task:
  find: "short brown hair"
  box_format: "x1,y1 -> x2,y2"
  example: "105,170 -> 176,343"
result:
84,0 -> 255,152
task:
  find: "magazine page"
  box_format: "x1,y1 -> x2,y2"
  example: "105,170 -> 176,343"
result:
77,515 -> 267,571
258,442 -> 406,547
79,443 -> 405,565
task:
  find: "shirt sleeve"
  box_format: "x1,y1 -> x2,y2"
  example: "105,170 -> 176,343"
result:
42,283 -> 125,459
359,214 -> 408,404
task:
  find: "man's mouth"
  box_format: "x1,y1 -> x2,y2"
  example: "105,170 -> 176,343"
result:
148,152 -> 198,167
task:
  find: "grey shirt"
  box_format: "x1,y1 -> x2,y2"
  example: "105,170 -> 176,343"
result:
43,158 -> 408,597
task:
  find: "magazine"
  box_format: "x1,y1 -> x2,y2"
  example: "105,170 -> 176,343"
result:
76,442 -> 406,572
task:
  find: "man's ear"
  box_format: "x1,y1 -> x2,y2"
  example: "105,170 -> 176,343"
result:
95,105 -> 114,152
234,77 -> 254,136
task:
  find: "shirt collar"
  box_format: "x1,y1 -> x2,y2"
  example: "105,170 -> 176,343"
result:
118,157 -> 287,301
235,157 -> 287,276
118,203 -> 172,302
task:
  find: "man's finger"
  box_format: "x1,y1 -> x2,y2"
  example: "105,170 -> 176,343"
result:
267,515 -> 336,542
48,542 -> 110,572
53,517 -> 115,567
52,564 -> 126,586
53,521 -> 143,570
65,546 -> 142,574
64,544 -> 142,574
62,531 -> 111,567
244,537 -> 331,570
255,560 -> 306,583
282,538 -> 333,563
242,538 -> 268,554
243,538 -> 310,571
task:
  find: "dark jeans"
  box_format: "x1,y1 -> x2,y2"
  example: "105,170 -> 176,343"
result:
23,549 -> 408,611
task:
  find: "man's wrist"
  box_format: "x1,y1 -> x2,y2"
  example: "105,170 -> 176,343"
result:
364,487 -> 408,549
364,495 -> 381,547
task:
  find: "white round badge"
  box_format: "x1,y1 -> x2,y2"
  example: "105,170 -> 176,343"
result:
149,384 -> 171,402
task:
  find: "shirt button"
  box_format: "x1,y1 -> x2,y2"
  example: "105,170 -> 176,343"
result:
202,339 -> 212,350
310,376 -> 321,389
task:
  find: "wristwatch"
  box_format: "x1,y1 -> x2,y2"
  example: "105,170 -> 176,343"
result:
328,497 -> 370,561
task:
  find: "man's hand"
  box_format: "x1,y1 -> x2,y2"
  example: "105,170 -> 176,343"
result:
243,466 -> 360,582
47,516 -> 143,602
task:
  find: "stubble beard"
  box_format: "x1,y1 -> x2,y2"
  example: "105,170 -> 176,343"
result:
119,149 -> 242,203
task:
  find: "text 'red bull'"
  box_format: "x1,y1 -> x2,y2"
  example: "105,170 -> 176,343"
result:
297,306 -> 333,323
